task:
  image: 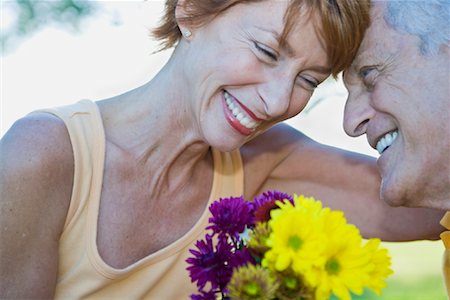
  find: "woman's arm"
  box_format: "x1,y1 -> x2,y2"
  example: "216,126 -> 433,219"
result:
0,114 -> 73,298
242,123 -> 444,241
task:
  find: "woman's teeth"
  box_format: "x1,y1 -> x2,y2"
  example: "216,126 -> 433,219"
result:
376,131 -> 398,154
224,92 -> 259,130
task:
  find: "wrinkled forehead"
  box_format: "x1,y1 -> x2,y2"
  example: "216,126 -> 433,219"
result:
347,2 -> 400,76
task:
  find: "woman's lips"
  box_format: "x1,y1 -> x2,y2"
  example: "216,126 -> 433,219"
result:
222,91 -> 261,136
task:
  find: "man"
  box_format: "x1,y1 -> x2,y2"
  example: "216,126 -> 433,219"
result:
343,0 -> 450,296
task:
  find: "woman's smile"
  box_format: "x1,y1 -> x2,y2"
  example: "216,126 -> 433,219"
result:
222,90 -> 262,136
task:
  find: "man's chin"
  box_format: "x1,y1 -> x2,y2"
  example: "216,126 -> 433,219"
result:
380,184 -> 426,208
381,195 -> 404,207
380,179 -> 410,208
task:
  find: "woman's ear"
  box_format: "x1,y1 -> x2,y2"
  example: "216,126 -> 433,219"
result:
175,0 -> 193,39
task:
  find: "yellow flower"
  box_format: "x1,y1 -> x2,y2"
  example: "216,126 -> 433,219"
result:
262,195 -> 327,284
257,194 -> 392,300
363,238 -> 393,294
313,209 -> 392,300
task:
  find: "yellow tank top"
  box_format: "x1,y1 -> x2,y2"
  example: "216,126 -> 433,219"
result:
37,100 -> 244,299
440,212 -> 450,298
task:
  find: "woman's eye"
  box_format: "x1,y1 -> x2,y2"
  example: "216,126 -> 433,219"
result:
303,77 -> 318,89
297,76 -> 318,91
254,42 -> 278,61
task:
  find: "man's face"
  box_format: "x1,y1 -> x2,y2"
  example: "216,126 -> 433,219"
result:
343,2 -> 450,209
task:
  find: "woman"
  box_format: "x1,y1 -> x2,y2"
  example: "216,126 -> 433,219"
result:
0,0 -> 424,299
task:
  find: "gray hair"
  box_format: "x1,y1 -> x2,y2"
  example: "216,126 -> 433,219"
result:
384,0 -> 450,55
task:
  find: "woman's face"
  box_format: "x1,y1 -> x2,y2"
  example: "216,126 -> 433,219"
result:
178,1 -> 330,151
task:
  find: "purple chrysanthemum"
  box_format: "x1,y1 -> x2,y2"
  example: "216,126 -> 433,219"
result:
207,196 -> 254,240
252,190 -> 294,208
191,290 -> 218,300
186,234 -> 233,291
251,190 -> 293,223
230,247 -> 255,269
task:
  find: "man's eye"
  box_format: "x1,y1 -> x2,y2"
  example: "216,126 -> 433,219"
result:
359,66 -> 379,81
254,42 -> 278,61
359,66 -> 378,90
359,66 -> 374,78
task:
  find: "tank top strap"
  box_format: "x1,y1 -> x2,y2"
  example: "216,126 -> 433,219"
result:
33,100 -> 106,231
211,148 -> 244,199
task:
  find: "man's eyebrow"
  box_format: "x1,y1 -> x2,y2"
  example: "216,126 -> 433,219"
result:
346,56 -> 367,77
351,44 -> 387,71
254,26 -> 296,56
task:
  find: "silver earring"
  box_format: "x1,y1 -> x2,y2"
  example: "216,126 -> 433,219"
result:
182,29 -> 192,39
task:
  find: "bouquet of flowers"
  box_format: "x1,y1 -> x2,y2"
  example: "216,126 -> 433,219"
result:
186,191 -> 393,300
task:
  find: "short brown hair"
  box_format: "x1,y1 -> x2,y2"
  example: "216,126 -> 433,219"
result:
152,0 -> 370,77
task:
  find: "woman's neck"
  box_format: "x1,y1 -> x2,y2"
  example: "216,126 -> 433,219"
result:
97,49 -> 212,192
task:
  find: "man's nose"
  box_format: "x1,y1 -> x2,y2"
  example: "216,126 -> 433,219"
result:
343,88 -> 374,137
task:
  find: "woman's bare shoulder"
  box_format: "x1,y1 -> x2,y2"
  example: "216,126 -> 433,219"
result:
0,113 -> 74,297
1,113 -> 74,177
0,112 -> 74,230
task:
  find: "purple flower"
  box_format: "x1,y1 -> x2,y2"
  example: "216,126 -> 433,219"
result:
207,197 -> 254,240
230,247 -> 255,269
252,190 -> 294,208
186,234 -> 233,291
252,190 -> 293,223
191,290 -> 218,300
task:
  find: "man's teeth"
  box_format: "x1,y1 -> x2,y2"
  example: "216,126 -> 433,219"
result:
224,92 -> 259,130
376,131 -> 398,154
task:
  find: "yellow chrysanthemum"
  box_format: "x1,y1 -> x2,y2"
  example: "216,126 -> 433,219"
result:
363,238 -> 393,294
253,194 -> 392,300
262,195 -> 327,283
313,209 -> 392,300
315,209 -> 372,300
292,194 -> 324,216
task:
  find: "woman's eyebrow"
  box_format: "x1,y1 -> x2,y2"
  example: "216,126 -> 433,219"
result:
254,25 -> 296,57
310,65 -> 332,74
253,25 -> 331,73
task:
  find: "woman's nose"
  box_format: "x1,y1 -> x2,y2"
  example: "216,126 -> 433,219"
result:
258,75 -> 295,118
